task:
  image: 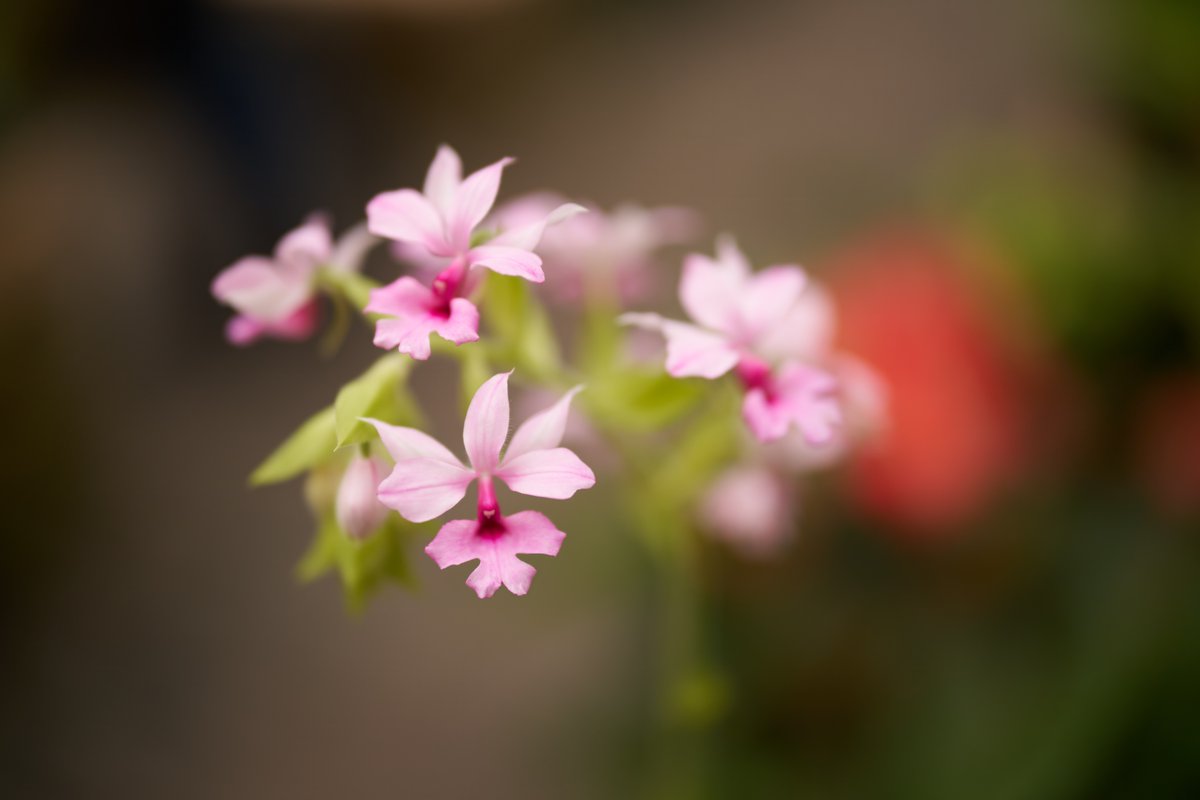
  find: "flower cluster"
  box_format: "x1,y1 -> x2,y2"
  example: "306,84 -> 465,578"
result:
215,144 -> 884,603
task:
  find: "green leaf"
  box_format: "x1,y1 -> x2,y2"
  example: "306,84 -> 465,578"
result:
333,354 -> 418,447
250,406 -> 337,486
482,274 -> 562,381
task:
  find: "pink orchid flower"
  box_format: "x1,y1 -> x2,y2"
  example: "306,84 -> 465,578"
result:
212,216 -> 378,346
365,146 -> 584,360
621,237 -> 813,377
367,372 -> 595,598
622,237 -> 841,444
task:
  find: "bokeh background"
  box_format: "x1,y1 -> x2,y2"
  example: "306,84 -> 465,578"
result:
3,0 -> 1199,797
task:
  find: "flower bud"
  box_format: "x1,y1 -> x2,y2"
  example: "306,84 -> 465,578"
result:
701,465 -> 793,558
336,456 -> 389,541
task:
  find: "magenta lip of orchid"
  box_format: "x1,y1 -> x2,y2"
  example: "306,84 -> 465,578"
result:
365,372 -> 594,598
363,145 -> 586,361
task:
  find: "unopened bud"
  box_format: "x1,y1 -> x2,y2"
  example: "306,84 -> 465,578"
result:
336,456 -> 389,541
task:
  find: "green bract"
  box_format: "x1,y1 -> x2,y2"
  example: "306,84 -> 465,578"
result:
333,354 -> 420,448
297,511 -> 415,613
250,407 -> 337,486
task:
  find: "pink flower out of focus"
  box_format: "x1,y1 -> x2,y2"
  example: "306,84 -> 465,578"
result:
336,455 -> 390,541
489,193 -> 698,304
702,464 -> 794,558
212,216 -> 376,346
622,237 -> 841,445
366,373 -> 595,598
364,146 -> 585,360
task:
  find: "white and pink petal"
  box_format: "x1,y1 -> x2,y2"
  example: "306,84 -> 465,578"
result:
678,251 -> 745,333
366,188 -> 451,256
504,386 -> 584,461
423,145 -> 463,217
376,458 -> 474,523
445,156 -> 513,253
488,202 -> 588,252
274,216 -> 333,273
755,281 -> 837,363
212,256 -> 313,322
496,447 -> 596,499
462,371 -> 512,474
735,265 -> 807,341
468,244 -> 545,283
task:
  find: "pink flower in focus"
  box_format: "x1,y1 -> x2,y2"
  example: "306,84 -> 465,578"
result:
336,455 -> 390,540
622,237 -> 841,444
212,216 -> 378,346
367,373 -> 595,598
365,146 -> 584,360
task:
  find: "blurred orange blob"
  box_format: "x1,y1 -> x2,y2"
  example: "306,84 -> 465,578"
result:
827,231 -> 1040,537
1136,375 -> 1200,519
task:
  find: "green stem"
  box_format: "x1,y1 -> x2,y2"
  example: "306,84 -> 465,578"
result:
645,531 -> 711,800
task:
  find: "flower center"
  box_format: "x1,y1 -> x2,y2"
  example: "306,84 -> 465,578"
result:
429,260 -> 466,318
735,355 -> 776,400
475,475 -> 507,538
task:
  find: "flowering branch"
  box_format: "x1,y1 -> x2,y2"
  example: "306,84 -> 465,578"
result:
214,143 -> 885,607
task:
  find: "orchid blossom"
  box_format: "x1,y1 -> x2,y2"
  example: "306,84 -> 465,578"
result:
763,355 -> 889,472
367,373 -> 595,598
365,146 -> 585,360
211,216 -> 378,346
623,237 -> 841,444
